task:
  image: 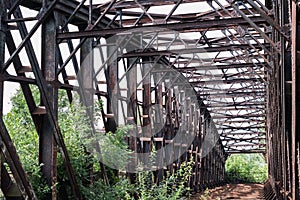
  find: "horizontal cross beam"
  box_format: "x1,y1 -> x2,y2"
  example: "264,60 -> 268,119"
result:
57,16 -> 268,40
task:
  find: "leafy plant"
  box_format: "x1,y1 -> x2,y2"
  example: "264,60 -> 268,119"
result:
136,160 -> 194,200
94,126 -> 134,172
4,85 -> 194,199
3,86 -> 50,199
225,154 -> 268,183
199,188 -> 210,200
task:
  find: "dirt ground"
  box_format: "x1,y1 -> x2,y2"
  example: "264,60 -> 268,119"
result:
191,183 -> 264,200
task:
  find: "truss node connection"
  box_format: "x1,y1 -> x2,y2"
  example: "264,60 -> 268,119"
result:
0,0 -> 299,199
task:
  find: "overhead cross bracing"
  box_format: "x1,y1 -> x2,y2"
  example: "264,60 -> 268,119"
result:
14,0 -> 269,153
52,0 -> 269,154
0,0 -> 299,199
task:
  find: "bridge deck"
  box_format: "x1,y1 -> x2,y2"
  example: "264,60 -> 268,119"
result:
192,184 -> 264,200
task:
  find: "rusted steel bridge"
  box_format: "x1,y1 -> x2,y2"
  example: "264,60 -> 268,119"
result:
0,0 -> 299,199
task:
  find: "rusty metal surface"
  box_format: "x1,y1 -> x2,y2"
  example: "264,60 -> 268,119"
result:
0,0 -> 299,199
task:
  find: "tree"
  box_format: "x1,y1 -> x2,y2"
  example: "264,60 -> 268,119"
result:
225,154 -> 268,183
3,85 -> 193,199
3,86 -> 132,199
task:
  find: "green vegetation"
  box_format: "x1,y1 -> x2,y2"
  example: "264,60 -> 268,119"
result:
3,86 -> 192,199
136,161 -> 193,200
225,154 -> 268,183
199,188 -> 211,200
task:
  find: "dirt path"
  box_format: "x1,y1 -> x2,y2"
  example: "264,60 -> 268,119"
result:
191,184 -> 264,200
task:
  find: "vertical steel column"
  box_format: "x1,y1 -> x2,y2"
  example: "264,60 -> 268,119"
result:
165,87 -> 174,172
80,37 -> 93,115
219,150 -> 222,184
176,90 -> 186,168
199,115 -> 204,190
291,1 -> 300,198
39,6 -> 58,199
106,45 -> 118,132
216,152 -> 220,185
279,0 -> 289,190
206,121 -> 212,187
195,114 -> 202,191
208,151 -> 212,187
221,149 -> 224,183
192,106 -> 199,191
153,72 -> 164,183
184,97 -> 191,164
173,89 -> 182,171
142,57 -> 152,167
222,151 -> 225,182
212,149 -> 216,186
202,118 -> 208,188
127,57 -> 137,182
0,0 -> 5,193
0,0 -> 5,117
192,117 -> 197,189
79,36 -> 94,186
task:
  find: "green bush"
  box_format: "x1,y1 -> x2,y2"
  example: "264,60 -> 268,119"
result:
3,86 -> 193,199
225,154 -> 268,183
136,160 -> 193,200
4,87 -> 50,199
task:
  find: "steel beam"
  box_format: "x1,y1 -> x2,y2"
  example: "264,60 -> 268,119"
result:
0,118 -> 37,199
226,150 -> 265,154
106,45 -> 118,133
218,126 -> 265,130
1,2 -> 35,199
12,6 -> 82,199
100,0 -> 207,10
127,57 -> 137,182
198,91 -> 265,97
2,0 -> 57,71
39,7 -> 58,199
57,16 -> 267,40
290,1 -> 300,198
121,44 -> 267,58
114,7 -> 259,25
0,0 -> 5,117
1,0 -> 290,197
157,62 -> 266,71
190,77 -> 264,85
142,57 -> 152,167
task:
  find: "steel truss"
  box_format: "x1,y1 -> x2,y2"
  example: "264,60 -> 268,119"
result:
0,0 -> 298,199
